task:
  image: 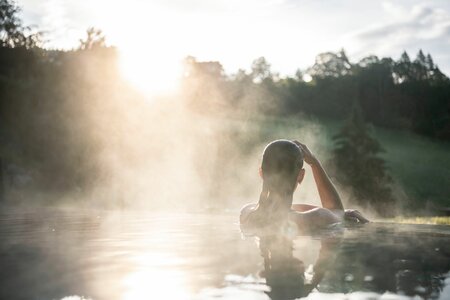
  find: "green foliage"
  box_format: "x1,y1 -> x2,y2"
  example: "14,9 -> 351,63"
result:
0,0 -> 40,48
182,56 -> 228,111
251,56 -> 272,83
331,102 -> 394,216
78,27 -> 106,50
0,25 -> 131,199
183,49 -> 449,141
307,49 -> 352,78
394,50 -> 448,84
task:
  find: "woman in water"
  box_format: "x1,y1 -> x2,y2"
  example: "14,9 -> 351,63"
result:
240,139 -> 368,231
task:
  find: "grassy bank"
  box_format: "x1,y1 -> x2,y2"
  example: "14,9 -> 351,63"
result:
387,216 -> 450,225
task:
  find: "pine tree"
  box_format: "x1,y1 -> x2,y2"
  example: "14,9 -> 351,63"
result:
413,49 -> 428,80
394,51 -> 412,83
415,49 -> 426,66
425,54 -> 434,70
332,101 -> 394,215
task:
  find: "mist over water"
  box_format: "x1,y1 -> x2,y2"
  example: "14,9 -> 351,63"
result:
85,96 -> 331,212
2,49 -> 332,212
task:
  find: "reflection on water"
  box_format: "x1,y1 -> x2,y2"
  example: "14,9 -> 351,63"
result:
0,209 -> 449,300
257,233 -> 341,300
232,223 -> 450,300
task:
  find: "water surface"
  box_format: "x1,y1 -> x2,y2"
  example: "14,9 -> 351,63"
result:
0,209 -> 449,300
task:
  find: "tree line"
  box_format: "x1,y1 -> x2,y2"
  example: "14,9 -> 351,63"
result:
183,50 -> 449,140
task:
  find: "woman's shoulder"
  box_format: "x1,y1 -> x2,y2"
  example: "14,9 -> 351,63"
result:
240,203 -> 257,224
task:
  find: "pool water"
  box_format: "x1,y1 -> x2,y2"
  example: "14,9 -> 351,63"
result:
0,209 -> 449,300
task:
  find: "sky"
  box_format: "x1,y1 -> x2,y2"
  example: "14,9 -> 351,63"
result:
18,0 -> 450,94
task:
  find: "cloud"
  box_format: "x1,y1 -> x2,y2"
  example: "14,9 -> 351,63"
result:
350,2 -> 450,73
18,0 -> 450,76
357,4 -> 449,41
151,0 -> 287,15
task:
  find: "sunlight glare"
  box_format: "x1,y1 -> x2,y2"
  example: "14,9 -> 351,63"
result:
122,268 -> 188,300
119,47 -> 182,96
122,252 -> 189,300
303,74 -> 313,82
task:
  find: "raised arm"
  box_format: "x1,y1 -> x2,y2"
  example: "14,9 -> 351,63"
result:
293,141 -> 344,211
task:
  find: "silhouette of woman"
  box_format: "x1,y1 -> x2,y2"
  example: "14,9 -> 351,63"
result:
240,139 -> 368,232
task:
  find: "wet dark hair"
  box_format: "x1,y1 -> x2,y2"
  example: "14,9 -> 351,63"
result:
256,139 -> 304,222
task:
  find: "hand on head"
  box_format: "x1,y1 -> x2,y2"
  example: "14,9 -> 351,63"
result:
292,140 -> 317,166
